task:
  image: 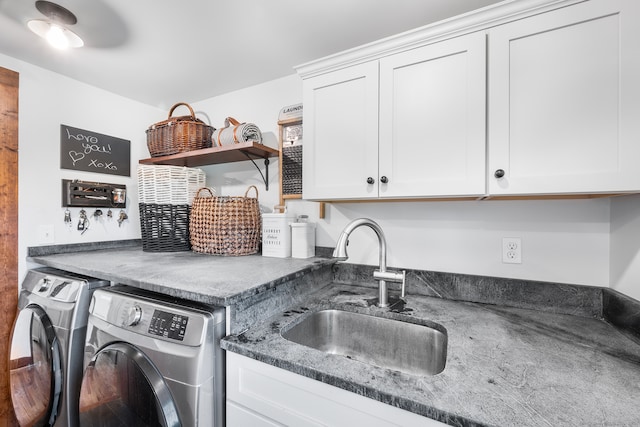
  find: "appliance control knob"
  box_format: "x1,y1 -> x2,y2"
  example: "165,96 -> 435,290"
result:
367,177 -> 374,184
380,176 -> 388,184
494,169 -> 505,178
38,278 -> 52,293
126,305 -> 143,326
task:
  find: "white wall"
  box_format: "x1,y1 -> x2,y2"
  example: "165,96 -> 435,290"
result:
1,53 -> 163,283
317,199 -> 610,287
610,194 -> 640,300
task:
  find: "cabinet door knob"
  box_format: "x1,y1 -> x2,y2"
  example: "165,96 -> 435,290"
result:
494,169 -> 505,178
367,177 -> 375,184
380,176 -> 388,184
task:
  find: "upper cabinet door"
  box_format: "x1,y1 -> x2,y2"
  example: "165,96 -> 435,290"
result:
302,62 -> 379,200
488,0 -> 640,195
379,32 -> 487,198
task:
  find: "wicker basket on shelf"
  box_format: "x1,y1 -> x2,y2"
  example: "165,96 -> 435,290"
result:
146,102 -> 214,157
138,164 -> 206,252
189,186 -> 262,256
138,164 -> 205,205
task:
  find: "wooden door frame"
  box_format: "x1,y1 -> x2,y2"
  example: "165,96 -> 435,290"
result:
0,66 -> 19,426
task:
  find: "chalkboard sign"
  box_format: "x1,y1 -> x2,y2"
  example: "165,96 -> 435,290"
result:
60,124 -> 131,177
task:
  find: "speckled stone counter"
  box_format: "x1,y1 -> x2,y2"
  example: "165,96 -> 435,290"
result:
28,245 -> 335,333
221,283 -> 640,427
28,242 -> 640,425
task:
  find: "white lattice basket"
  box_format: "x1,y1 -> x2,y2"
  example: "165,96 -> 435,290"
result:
137,164 -> 207,205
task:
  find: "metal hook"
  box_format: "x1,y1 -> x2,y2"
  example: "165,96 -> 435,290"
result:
78,209 -> 90,234
117,210 -> 128,227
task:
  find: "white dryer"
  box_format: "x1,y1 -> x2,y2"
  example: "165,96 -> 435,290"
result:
79,285 -> 226,427
8,267 -> 109,426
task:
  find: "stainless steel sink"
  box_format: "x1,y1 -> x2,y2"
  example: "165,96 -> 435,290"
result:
281,309 -> 447,376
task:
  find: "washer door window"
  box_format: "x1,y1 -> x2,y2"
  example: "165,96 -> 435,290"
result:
79,343 -> 180,427
9,304 -> 63,427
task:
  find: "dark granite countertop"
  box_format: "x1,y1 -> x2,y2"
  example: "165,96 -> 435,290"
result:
28,242 -> 640,425
221,283 -> 640,427
28,245 -> 334,307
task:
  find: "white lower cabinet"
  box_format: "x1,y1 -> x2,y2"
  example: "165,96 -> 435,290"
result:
226,353 -> 447,427
227,401 -> 282,427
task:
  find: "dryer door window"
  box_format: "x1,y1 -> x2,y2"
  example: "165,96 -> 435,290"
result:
79,342 -> 180,427
9,304 -> 63,427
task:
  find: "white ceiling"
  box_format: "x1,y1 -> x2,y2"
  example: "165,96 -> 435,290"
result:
0,0 -> 504,109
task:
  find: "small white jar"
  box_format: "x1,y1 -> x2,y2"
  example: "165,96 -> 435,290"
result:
290,222 -> 316,258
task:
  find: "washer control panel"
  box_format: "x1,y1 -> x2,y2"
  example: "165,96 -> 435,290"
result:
22,268 -> 109,303
90,288 -> 210,346
32,276 -> 82,302
148,309 -> 188,341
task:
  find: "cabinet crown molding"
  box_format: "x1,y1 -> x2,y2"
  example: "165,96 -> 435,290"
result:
295,0 -> 584,78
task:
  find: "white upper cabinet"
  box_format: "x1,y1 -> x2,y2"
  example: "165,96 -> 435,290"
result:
379,32 -> 486,198
302,62 -> 379,200
298,0 -> 640,201
302,32 -> 486,201
488,0 -> 640,195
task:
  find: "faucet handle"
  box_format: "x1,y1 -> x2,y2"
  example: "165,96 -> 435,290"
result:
373,269 -> 407,299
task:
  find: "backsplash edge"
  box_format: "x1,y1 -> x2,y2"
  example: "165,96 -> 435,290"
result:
332,262 -> 604,319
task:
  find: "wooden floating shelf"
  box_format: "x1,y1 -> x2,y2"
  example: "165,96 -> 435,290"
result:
139,142 -> 279,167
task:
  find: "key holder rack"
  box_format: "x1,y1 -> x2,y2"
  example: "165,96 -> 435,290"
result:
62,179 -> 126,208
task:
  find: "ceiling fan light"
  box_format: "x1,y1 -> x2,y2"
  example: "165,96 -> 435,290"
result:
46,23 -> 68,49
27,19 -> 84,49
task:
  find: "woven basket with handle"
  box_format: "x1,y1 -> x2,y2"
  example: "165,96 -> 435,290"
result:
146,102 -> 214,157
189,186 -> 262,256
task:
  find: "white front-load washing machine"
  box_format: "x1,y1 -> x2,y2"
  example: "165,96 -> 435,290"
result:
8,267 -> 109,426
78,285 -> 226,427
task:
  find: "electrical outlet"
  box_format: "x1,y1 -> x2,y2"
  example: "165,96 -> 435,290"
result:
38,224 -> 55,244
502,237 -> 522,264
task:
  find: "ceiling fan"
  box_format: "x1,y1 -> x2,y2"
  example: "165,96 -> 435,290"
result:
27,0 -> 83,49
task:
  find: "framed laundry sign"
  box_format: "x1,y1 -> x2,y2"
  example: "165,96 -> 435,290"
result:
60,124 -> 131,177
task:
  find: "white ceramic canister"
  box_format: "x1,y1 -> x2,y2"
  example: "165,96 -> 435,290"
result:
290,221 -> 316,258
262,212 -> 296,257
